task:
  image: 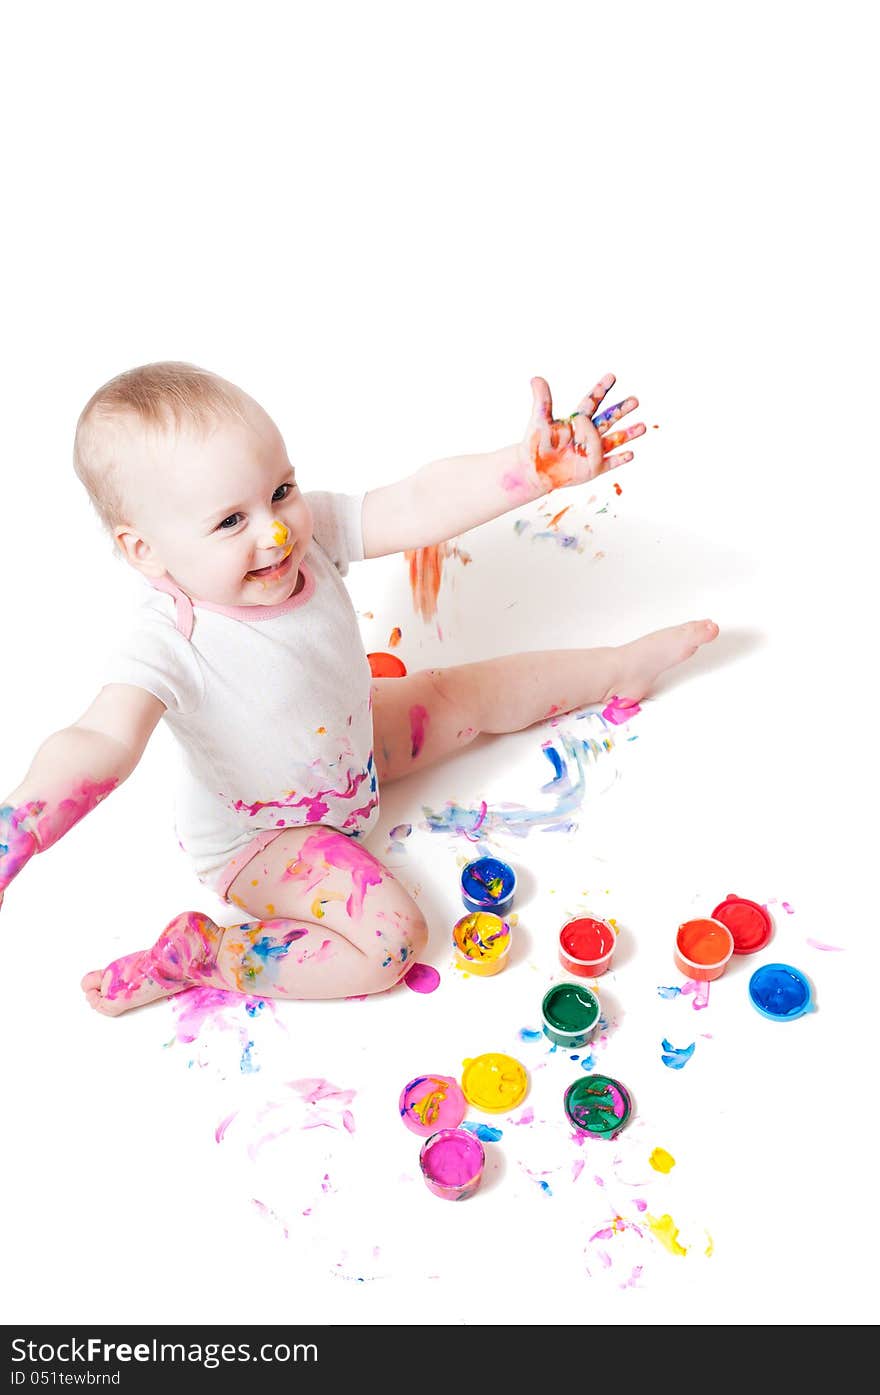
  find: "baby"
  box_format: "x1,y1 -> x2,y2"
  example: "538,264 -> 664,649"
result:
0,361 -> 718,1014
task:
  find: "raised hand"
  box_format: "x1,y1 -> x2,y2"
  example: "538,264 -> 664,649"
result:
521,372 -> 646,490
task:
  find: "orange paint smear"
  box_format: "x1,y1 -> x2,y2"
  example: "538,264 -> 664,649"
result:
528,429 -> 574,489
388,626 -> 402,647
406,544 -> 446,622
548,505 -> 572,529
602,430 -> 628,453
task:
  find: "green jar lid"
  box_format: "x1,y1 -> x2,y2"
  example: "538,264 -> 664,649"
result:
564,1074 -> 632,1138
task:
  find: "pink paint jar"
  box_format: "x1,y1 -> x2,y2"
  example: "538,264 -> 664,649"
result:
558,916 -> 616,977
674,917 -> 735,982
419,1128 -> 485,1201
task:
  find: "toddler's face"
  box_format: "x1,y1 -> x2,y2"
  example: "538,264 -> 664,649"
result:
116,401 -> 314,607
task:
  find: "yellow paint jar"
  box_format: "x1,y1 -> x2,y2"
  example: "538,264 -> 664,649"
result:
452,911 -> 511,976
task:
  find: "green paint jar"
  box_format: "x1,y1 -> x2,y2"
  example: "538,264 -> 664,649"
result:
541,982 -> 601,1048
564,1074 -> 632,1138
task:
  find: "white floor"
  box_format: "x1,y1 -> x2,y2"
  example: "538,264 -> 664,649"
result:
1,3 -> 876,1330
5,464 -> 876,1326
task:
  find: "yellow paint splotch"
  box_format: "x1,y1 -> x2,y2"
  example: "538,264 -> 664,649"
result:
646,1213 -> 688,1256
649,1147 -> 676,1174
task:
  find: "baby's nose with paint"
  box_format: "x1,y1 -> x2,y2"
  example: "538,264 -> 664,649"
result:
258,519 -> 291,549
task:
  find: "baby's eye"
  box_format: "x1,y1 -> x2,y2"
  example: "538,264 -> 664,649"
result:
217,513 -> 243,531
272,482 -> 294,503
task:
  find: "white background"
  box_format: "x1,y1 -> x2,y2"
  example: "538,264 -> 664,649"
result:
1,0 -> 877,1330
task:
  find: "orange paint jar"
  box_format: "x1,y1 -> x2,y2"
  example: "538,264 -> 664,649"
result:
674,917 -> 735,982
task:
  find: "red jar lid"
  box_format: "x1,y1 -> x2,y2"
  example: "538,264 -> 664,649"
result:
710,893 -> 773,954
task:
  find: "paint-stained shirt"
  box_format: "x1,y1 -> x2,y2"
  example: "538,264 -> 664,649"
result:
100,491 -> 378,891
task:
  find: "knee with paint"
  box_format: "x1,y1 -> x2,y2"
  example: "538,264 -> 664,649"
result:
364,889 -> 429,994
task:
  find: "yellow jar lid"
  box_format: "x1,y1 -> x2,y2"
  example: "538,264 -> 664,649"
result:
460,1052 -> 529,1112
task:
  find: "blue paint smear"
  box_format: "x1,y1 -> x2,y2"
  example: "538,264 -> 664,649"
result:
462,1122 -> 503,1142
240,1039 -> 259,1073
537,1180 -> 552,1195
244,999 -> 266,1018
422,723 -> 616,840
542,745 -> 566,782
579,1052 -> 596,1071
531,529 -> 581,549
657,985 -> 682,999
519,1028 -> 543,1042
661,1038 -> 695,1070
249,935 -> 296,964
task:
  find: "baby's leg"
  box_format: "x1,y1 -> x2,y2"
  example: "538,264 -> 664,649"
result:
81,826 -> 428,1016
372,619 -> 719,781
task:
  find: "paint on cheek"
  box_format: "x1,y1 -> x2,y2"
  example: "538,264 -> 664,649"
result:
409,704 -> 429,758
271,520 -> 291,546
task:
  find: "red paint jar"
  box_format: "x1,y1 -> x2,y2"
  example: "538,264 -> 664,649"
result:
558,916 -> 616,977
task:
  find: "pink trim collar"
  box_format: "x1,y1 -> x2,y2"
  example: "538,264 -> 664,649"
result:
149,563 -> 315,638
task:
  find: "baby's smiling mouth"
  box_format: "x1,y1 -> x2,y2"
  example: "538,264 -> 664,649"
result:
246,546 -> 294,581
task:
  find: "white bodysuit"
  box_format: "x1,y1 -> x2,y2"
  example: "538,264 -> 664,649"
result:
101,491 -> 378,894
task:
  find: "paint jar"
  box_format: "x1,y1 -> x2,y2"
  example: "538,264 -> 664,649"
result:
564,1074 -> 632,1139
711,893 -> 773,955
460,1052 -> 529,1113
748,963 -> 814,1021
399,1074 -> 467,1136
452,911 -> 512,976
558,916 -> 616,977
460,856 -> 516,916
541,982 -> 601,1048
674,917 -> 735,982
419,1127 -> 486,1201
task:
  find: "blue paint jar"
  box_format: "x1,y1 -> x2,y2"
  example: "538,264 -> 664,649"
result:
748,962 -> 814,1021
460,856 -> 516,916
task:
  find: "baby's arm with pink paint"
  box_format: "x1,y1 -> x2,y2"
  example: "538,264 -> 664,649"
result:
361,372 -> 645,558
0,684 -> 165,908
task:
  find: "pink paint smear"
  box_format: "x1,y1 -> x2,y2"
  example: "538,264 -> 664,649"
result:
404,962 -> 441,993
601,695 -> 641,725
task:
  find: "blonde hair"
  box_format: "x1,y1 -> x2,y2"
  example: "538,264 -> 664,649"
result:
73,360 -> 250,532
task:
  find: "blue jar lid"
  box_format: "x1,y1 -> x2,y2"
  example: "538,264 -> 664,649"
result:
748,962 -> 813,1020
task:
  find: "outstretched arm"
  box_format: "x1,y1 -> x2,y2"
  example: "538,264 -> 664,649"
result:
0,684 -> 165,907
361,372 -> 645,559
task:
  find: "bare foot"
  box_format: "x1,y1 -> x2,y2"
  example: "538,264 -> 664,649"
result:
81,953 -> 185,1017
81,911 -> 224,1017
609,620 -> 719,703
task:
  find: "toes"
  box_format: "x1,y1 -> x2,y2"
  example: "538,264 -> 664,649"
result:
81,970 -> 103,993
